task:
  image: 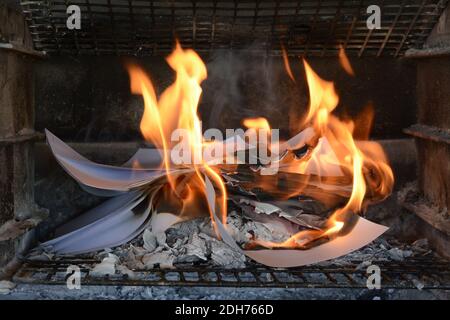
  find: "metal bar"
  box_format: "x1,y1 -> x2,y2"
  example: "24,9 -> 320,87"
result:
0,42 -> 45,57
252,0 -> 259,33
106,0 -> 118,55
65,0 -> 80,55
128,0 -> 136,54
209,0 -> 216,52
343,0 -> 364,50
404,124 -> 450,144
230,0 -> 237,50
269,0 -> 280,54
0,132 -> 45,146
85,0 -> 99,55
377,0 -> 406,57
48,0 -> 62,54
303,0 -> 322,56
358,0 -> 387,58
322,0 -> 343,56
404,45 -> 450,58
193,1 -> 197,49
17,0 -> 450,57
413,0 -> 449,49
395,0 -> 427,57
171,0 -> 175,42
150,0 -> 156,54
13,256 -> 450,289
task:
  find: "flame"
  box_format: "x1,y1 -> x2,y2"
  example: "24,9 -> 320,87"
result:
338,45 -> 355,76
127,42 -> 228,235
243,117 -> 271,131
251,55 -> 393,249
302,60 -> 339,134
128,42 -> 393,250
281,44 -> 296,82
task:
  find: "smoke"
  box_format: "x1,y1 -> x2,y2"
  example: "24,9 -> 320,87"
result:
201,43 -> 303,137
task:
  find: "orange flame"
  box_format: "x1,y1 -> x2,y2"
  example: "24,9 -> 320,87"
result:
281,44 -> 296,82
127,42 -> 227,235
128,43 -> 393,249
302,60 -> 339,134
243,117 -> 271,131
339,45 -> 355,76
251,55 -> 393,249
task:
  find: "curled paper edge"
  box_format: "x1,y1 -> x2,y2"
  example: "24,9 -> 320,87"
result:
244,217 -> 388,268
150,212 -> 183,233
204,175 -> 388,268
43,131 -> 388,267
45,129 -> 173,192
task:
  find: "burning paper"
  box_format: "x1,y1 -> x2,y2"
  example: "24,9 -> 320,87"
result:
40,42 -> 394,267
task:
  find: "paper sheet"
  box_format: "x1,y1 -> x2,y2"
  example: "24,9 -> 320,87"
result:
43,130 -> 387,267
42,191 -> 149,254
54,190 -> 143,236
150,212 -> 183,233
204,175 -> 388,268
46,129 -> 188,192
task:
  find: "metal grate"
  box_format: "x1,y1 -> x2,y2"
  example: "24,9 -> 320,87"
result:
13,255 -> 450,289
20,0 -> 449,57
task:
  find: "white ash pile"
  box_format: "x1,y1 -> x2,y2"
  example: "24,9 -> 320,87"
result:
29,222 -> 439,280
107,210 -> 281,271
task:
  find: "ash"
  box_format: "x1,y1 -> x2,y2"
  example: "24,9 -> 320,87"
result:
28,211 -> 440,279
30,172 -> 446,279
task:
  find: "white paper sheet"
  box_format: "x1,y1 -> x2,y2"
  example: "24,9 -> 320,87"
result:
42,191 -> 149,254
204,175 -> 388,268
42,131 -> 387,267
46,129 -> 187,192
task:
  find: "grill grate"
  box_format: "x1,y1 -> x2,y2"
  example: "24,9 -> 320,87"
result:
20,0 -> 449,57
13,255 -> 450,289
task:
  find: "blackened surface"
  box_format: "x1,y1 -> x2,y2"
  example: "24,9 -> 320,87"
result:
35,55 -> 416,141
20,0 -> 449,57
417,57 -> 450,130
35,56 -> 172,142
415,57 -> 450,210
416,139 -> 450,211
0,4 -> 35,266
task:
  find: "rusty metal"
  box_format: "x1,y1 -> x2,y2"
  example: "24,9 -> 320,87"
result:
404,46 -> 450,57
0,42 -> 46,58
404,124 -> 450,145
0,132 -> 45,146
20,0 -> 448,57
0,3 -> 38,268
13,255 -> 450,289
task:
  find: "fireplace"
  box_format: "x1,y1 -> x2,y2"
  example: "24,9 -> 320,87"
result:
0,0 -> 449,300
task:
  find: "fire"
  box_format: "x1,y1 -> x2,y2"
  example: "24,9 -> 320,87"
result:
127,42 -> 228,235
243,117 -> 271,131
281,44 -> 296,82
128,42 -> 393,250
338,45 -> 355,76
249,52 -> 393,249
302,60 -> 339,134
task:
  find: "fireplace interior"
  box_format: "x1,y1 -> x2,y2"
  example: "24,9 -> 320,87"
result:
0,0 -> 449,299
